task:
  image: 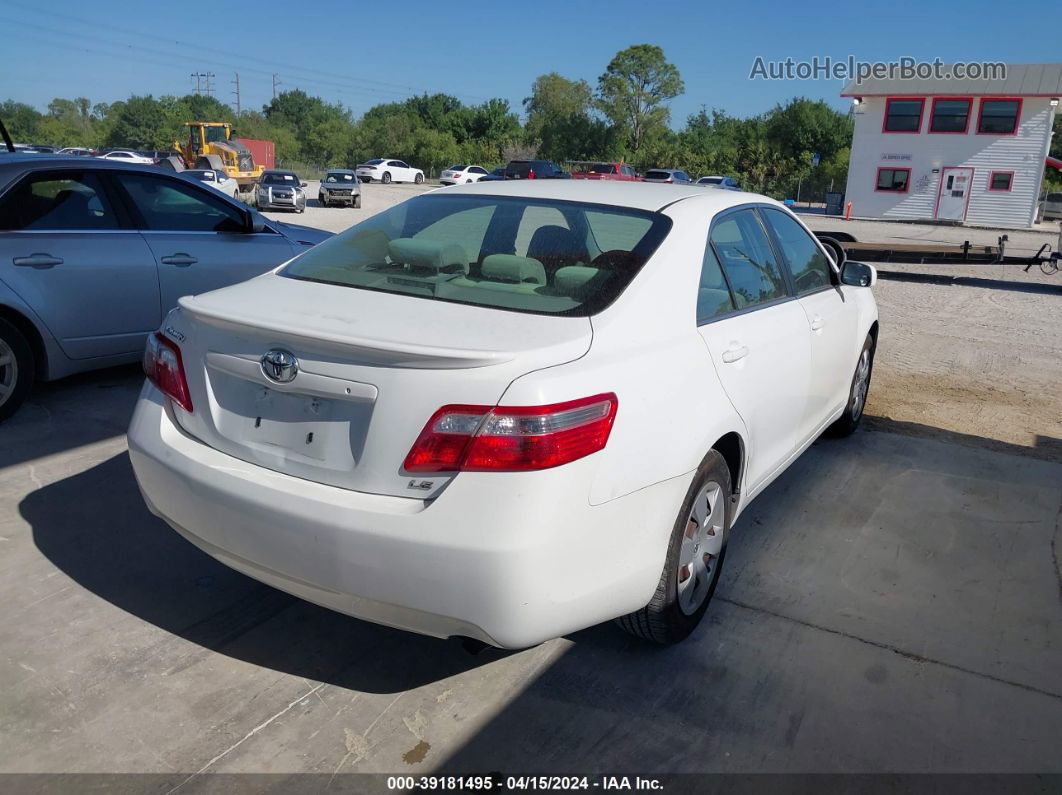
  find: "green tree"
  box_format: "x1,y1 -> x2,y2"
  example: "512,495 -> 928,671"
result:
105,95 -> 171,149
597,44 -> 684,154
1,100 -> 42,142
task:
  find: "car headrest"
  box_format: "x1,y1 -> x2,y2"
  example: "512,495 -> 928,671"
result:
388,237 -> 468,274
552,265 -> 605,298
526,224 -> 588,268
481,254 -> 547,285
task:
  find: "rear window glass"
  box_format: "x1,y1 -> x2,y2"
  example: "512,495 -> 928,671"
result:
645,170 -> 671,180
281,194 -> 671,317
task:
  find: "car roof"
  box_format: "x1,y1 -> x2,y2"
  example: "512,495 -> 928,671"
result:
0,153 -> 174,179
438,179 -> 775,213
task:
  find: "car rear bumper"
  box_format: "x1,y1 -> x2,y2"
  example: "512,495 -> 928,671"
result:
127,384 -> 688,648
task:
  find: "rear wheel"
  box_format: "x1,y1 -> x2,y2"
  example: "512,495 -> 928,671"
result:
382,172 -> 392,184
0,317 -> 35,423
414,172 -> 424,184
616,450 -> 731,644
826,332 -> 875,437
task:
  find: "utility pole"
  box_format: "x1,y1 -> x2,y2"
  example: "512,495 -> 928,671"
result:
190,72 -> 216,96
272,73 -> 281,100
231,72 -> 241,117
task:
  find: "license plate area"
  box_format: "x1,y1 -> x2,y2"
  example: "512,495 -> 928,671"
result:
207,368 -> 374,473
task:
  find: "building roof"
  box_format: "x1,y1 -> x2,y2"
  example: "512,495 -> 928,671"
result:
841,63 -> 1062,97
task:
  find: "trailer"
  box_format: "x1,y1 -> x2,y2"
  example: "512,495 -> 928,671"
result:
813,230 -> 1060,276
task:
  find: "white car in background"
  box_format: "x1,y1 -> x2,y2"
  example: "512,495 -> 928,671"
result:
355,158 -> 424,184
128,181 -> 878,649
440,164 -> 489,185
97,150 -> 155,164
182,168 -> 241,199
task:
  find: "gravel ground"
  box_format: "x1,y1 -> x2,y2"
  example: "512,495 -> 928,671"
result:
268,182 -> 1062,461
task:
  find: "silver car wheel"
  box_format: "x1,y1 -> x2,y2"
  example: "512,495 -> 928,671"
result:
850,348 -> 871,419
0,337 -> 18,409
676,481 -> 725,616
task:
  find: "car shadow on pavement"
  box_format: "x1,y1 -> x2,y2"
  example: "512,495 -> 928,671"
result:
0,364 -> 143,471
21,452 -> 502,694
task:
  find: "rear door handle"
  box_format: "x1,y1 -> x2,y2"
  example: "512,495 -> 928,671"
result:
13,253 -> 63,268
160,253 -> 198,267
810,316 -> 825,331
721,344 -> 749,363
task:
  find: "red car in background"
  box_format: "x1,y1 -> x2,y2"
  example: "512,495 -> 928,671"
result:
570,161 -> 641,181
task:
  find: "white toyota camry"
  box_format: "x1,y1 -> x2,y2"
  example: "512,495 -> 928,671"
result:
128,181 -> 878,649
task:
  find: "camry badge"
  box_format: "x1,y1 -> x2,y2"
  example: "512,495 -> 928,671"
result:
260,349 -> 299,384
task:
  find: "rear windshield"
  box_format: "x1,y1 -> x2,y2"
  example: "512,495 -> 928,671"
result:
576,163 -> 616,174
699,177 -> 722,184
447,164 -> 466,171
281,194 -> 671,317
645,170 -> 671,180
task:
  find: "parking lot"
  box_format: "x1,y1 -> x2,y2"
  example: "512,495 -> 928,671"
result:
2,184 -> 1061,776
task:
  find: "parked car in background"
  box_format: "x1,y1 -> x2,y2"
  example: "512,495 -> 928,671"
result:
0,154 -> 331,422
643,168 -> 692,184
97,149 -> 156,164
319,169 -> 362,208
256,170 -> 307,213
181,168 -> 241,199
1042,192 -> 1062,221
440,165 -> 489,185
56,147 -> 95,157
697,176 -> 741,190
13,144 -> 58,154
478,167 -> 506,182
503,159 -> 570,180
127,179 -> 878,649
356,158 -> 424,184
570,161 -> 640,181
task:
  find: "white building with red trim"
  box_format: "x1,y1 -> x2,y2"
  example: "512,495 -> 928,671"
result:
841,64 -> 1060,228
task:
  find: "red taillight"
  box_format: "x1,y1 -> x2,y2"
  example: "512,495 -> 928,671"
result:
527,168 -> 536,180
403,394 -> 617,473
143,331 -> 193,412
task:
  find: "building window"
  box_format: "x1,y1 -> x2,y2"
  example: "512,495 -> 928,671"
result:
876,167 -> 911,192
988,171 -> 1014,191
929,98 -> 972,133
977,99 -> 1022,134
882,98 -> 925,132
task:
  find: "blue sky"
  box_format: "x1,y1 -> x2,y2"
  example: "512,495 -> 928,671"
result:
1,0 -> 1057,123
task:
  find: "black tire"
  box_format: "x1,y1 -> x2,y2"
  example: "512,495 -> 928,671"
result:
0,317 -> 35,423
414,172 -> 424,184
382,172 -> 392,184
353,194 -> 361,209
319,194 -> 327,207
616,450 -> 732,644
826,332 -> 875,437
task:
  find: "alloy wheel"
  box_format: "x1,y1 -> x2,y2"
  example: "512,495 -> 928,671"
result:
0,336 -> 18,410
851,348 -> 871,419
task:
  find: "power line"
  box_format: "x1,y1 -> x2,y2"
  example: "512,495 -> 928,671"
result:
0,0 -> 494,103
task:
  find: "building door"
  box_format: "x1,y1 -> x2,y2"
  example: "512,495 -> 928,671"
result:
935,167 -> 974,221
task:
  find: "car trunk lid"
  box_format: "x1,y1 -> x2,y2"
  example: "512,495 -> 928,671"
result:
169,273 -> 593,499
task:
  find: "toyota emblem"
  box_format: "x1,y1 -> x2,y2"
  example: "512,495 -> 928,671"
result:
260,349 -> 299,383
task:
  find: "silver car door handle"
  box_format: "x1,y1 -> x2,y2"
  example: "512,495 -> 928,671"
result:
721,345 -> 749,363
810,316 -> 825,331
13,253 -> 64,268
160,253 -> 198,266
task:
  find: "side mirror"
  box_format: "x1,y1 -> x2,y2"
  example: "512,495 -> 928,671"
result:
245,209 -> 266,234
841,260 -> 877,288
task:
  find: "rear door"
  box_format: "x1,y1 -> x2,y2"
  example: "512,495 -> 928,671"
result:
110,170 -> 299,310
0,167 -> 161,359
760,207 -> 858,428
695,207 -> 811,493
